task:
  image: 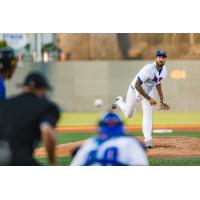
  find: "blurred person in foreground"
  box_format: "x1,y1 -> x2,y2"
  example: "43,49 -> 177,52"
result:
0,47 -> 18,101
0,72 -> 60,165
71,112 -> 148,166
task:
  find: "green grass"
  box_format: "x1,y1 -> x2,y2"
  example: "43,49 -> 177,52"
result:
35,131 -> 200,166
57,112 -> 200,126
37,132 -> 200,148
56,133 -> 96,144
150,157 -> 200,166
36,156 -> 200,166
54,132 -> 200,146
130,132 -> 200,138
36,157 -> 72,166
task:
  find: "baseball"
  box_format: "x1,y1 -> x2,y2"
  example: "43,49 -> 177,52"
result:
94,99 -> 103,108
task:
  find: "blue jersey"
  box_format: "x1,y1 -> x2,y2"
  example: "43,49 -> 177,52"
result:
0,76 -> 6,101
71,136 -> 148,166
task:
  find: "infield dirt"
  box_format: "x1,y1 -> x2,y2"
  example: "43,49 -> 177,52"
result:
35,136 -> 200,159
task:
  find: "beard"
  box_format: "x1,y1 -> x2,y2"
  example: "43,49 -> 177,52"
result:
156,61 -> 165,67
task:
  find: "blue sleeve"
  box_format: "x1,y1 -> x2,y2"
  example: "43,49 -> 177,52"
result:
0,79 -> 6,101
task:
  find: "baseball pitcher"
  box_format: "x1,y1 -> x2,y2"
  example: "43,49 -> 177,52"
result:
112,50 -> 170,150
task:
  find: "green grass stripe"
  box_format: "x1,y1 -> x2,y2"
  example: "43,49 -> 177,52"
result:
131,132 -> 200,138
55,132 -> 200,145
36,156 -> 72,166
35,156 -> 200,166
150,157 -> 200,166
39,132 -> 200,147
56,133 -> 96,144
57,112 -> 200,126
37,132 -> 200,148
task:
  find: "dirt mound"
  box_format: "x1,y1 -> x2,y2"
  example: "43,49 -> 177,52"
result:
34,136 -> 200,159
147,137 -> 200,158
35,140 -> 84,157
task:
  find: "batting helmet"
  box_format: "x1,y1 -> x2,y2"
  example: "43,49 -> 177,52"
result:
0,47 -> 17,72
98,112 -> 126,138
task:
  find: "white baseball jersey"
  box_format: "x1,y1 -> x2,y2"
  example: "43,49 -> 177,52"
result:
70,136 -> 149,166
131,62 -> 167,95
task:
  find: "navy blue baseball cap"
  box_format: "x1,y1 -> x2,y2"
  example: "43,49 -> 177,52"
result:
156,50 -> 167,57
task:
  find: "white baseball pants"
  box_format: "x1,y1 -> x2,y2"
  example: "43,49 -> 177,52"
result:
116,84 -> 153,142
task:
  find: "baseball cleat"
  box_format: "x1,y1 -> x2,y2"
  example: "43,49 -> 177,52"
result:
145,140 -> 153,150
111,96 -> 122,109
112,104 -> 117,109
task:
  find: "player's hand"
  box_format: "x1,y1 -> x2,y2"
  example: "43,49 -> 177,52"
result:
148,98 -> 157,105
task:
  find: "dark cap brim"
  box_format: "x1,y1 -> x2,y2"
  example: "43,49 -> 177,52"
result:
16,82 -> 53,91
156,54 -> 167,57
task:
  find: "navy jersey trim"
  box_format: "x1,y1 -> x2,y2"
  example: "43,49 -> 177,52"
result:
158,67 -> 163,75
131,85 -> 135,91
137,76 -> 143,83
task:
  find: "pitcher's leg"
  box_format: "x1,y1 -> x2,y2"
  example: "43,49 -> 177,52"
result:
113,85 -> 137,118
124,86 -> 137,118
141,98 -> 153,142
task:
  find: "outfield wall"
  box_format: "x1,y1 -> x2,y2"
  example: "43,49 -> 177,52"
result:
6,60 -> 200,112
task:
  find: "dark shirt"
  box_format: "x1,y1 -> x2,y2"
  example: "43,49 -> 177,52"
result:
0,93 -> 60,165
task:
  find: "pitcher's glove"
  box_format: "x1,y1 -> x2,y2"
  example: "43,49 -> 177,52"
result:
159,99 -> 170,110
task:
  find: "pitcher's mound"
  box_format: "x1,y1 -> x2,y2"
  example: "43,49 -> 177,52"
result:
34,136 -> 200,158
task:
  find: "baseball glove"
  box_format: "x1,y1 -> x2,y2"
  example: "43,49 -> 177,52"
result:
159,102 -> 170,110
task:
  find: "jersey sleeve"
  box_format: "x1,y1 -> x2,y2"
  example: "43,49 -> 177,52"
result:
39,102 -> 60,127
70,139 -> 96,166
70,144 -> 88,166
137,65 -> 150,83
126,139 -> 149,166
